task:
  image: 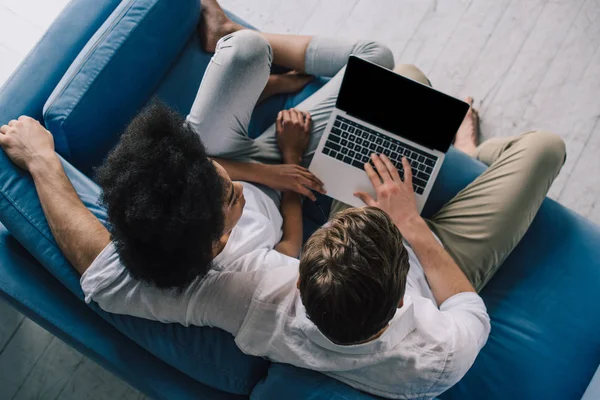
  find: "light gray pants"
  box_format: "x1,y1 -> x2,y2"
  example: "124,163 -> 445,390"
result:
185,29 -> 394,167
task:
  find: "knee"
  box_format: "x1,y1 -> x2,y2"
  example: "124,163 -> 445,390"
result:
393,64 -> 431,86
218,30 -> 273,67
353,41 -> 395,70
523,130 -> 567,171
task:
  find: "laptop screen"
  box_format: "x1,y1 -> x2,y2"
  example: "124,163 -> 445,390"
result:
336,56 -> 469,152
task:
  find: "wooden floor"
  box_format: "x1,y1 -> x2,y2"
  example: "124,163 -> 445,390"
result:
0,0 -> 599,398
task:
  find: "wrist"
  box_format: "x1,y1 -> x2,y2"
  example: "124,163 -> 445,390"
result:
282,151 -> 303,165
29,153 -> 61,179
395,214 -> 427,244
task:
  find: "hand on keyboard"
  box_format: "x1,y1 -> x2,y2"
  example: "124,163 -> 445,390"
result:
322,116 -> 436,194
354,154 -> 421,234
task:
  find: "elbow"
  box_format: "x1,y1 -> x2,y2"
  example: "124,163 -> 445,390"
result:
275,242 -> 301,258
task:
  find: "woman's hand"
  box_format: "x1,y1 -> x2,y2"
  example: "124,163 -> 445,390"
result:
276,109 -> 312,165
261,163 -> 325,201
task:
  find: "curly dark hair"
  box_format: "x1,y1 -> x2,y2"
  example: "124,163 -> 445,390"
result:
95,101 -> 226,289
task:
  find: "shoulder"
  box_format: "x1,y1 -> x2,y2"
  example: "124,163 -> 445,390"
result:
80,242 -> 124,302
411,292 -> 491,386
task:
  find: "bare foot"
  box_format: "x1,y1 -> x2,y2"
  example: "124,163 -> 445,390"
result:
258,71 -> 314,103
198,0 -> 244,52
454,96 -> 479,157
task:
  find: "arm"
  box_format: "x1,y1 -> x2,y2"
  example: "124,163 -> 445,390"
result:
0,117 -> 109,275
397,216 -> 475,305
354,154 -> 475,305
213,157 -> 324,201
272,109 -> 313,257
274,191 -> 303,257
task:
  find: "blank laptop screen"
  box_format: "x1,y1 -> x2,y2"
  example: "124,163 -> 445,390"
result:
336,56 -> 470,153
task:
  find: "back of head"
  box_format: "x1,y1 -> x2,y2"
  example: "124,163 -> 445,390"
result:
95,101 -> 225,289
299,207 -> 410,345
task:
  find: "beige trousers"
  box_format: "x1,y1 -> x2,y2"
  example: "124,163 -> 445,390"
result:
330,64 -> 566,291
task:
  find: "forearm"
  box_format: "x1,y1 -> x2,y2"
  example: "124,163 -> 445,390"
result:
30,155 -> 110,275
213,158 -> 268,185
401,217 -> 475,305
274,191 -> 303,257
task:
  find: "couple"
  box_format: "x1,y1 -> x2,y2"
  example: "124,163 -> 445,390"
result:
0,1 -> 566,398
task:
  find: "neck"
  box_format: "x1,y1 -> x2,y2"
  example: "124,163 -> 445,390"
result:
212,231 -> 231,259
355,326 -> 389,344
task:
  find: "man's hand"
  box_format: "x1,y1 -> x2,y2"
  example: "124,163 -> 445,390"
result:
276,109 -> 312,165
0,116 -> 110,275
261,163 -> 325,201
354,154 -> 422,237
0,116 -> 56,172
356,153 -> 477,305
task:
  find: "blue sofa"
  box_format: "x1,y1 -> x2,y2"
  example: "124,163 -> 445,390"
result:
0,0 -> 599,399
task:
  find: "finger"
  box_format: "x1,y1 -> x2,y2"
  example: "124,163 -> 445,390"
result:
298,166 -> 324,186
0,125 -> 9,134
299,168 -> 324,186
289,109 -> 301,125
282,110 -> 293,127
402,157 -> 413,186
380,154 -> 401,181
371,154 -> 392,183
8,119 -> 17,127
299,171 -> 326,193
276,111 -> 283,131
299,176 -> 325,195
303,111 -> 312,131
353,191 -> 376,207
296,184 -> 317,201
364,161 -> 382,188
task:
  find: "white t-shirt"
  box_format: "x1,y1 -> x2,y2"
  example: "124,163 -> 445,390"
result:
81,182 -> 490,399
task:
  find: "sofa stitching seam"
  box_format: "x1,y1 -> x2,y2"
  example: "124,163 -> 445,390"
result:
44,0 -> 136,118
0,184 -> 56,245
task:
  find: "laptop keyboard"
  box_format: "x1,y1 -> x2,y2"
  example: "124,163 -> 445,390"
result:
321,116 -> 438,195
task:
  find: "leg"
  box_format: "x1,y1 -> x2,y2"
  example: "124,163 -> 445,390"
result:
198,0 -> 393,163
328,64 -> 429,219
186,30 -> 272,160
254,37 -> 395,164
200,0 -> 313,71
427,131 -> 567,291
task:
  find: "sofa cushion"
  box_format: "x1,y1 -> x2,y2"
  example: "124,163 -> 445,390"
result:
43,0 -> 202,176
0,224 -> 237,400
3,0 -> 272,394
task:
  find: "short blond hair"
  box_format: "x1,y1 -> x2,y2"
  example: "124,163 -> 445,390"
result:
299,207 -> 410,344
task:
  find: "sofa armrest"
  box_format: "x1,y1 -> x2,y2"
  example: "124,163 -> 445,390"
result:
0,224 -> 241,400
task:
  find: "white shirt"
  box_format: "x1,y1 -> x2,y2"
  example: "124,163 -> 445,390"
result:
81,182 -> 491,399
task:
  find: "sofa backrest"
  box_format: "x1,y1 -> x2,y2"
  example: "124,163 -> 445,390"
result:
43,0 -> 201,177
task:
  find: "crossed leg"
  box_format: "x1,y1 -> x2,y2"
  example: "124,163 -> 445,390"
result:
331,64 -> 567,291
187,0 -> 394,166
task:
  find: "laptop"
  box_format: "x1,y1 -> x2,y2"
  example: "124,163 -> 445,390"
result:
309,55 -> 470,212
